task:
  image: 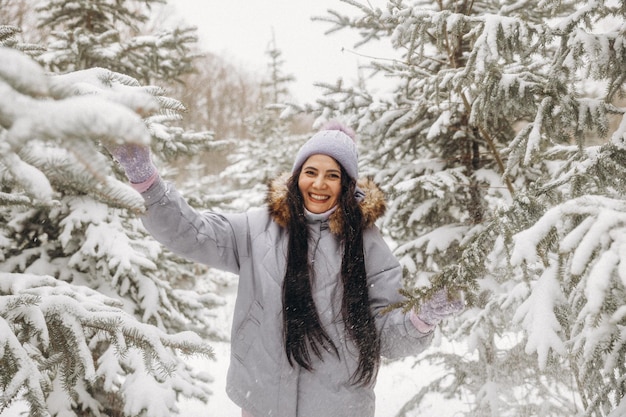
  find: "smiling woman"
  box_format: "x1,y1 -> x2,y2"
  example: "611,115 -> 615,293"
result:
105,121 -> 464,417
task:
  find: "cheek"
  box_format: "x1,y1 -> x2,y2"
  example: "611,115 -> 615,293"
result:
297,177 -> 309,194
331,184 -> 342,200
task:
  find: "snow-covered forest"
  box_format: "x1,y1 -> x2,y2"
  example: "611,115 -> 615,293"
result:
2,0 -> 626,416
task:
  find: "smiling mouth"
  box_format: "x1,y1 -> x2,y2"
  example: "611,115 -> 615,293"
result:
309,193 -> 330,202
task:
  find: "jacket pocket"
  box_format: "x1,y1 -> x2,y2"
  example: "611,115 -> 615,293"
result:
232,300 -> 263,363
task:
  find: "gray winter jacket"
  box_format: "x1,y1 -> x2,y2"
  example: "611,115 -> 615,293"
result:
140,175 -> 433,417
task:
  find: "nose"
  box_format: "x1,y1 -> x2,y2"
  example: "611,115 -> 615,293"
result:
313,174 -> 326,189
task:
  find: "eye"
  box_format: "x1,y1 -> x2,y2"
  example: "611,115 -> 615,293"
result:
328,173 -> 341,180
304,169 -> 316,177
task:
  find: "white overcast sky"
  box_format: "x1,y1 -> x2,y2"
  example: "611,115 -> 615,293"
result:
169,0 -> 390,103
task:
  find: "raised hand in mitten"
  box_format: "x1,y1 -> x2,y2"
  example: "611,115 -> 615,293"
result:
109,143 -> 157,190
414,288 -> 464,329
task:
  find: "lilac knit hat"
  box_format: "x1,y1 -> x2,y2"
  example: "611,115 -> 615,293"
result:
291,122 -> 359,180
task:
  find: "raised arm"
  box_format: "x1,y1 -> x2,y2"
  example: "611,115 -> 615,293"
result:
107,143 -> 246,274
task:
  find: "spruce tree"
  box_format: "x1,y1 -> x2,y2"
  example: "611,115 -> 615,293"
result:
247,33 -> 297,143
313,0 -> 626,415
35,0 -> 199,85
211,35 -> 305,212
0,1 -> 225,415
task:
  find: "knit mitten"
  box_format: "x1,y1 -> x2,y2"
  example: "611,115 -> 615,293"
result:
416,288 -> 464,326
110,143 -> 157,184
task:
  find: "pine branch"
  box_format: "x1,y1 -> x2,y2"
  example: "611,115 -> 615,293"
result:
1,273 -> 213,415
460,92 -> 515,196
0,191 -> 31,207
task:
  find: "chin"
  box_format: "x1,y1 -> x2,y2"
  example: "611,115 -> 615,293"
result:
306,203 -> 330,213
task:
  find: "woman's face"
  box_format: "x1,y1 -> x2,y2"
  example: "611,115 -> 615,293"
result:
298,154 -> 342,214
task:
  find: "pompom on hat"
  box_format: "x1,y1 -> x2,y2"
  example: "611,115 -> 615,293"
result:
292,122 -> 359,180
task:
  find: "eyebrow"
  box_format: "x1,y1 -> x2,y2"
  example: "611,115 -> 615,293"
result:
303,166 -> 341,174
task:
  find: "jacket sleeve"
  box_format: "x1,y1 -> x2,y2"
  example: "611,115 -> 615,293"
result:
364,227 -> 434,359
139,177 -> 249,274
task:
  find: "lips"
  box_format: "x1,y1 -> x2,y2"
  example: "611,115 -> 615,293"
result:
309,193 -> 330,201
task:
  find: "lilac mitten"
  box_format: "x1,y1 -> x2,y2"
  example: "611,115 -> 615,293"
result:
416,288 -> 464,326
110,143 -> 157,187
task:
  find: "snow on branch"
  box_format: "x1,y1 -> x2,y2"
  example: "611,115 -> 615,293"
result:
48,67 -> 160,117
469,14 -> 540,73
0,272 -> 213,414
0,316 -> 47,416
0,47 -> 157,208
611,112 -> 626,150
0,47 -> 48,97
5,89 -> 152,149
510,194 -> 626,372
512,263 -> 566,370
511,195 -> 626,267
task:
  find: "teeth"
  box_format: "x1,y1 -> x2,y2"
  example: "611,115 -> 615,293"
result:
310,194 -> 329,201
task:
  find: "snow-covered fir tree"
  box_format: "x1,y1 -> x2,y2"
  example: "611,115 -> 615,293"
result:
309,0 -> 626,416
247,33 -> 297,144
35,0 -> 199,85
0,1 -> 228,416
205,37 -> 308,212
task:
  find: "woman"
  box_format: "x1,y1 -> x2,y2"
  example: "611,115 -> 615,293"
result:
109,123 -> 463,417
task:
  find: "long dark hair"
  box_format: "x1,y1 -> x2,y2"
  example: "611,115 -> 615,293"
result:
282,166 -> 381,386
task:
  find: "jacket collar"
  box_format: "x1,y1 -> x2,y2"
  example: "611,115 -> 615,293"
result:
266,173 -> 387,235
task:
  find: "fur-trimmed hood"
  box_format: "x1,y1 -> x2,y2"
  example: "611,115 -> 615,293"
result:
266,172 -> 387,235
